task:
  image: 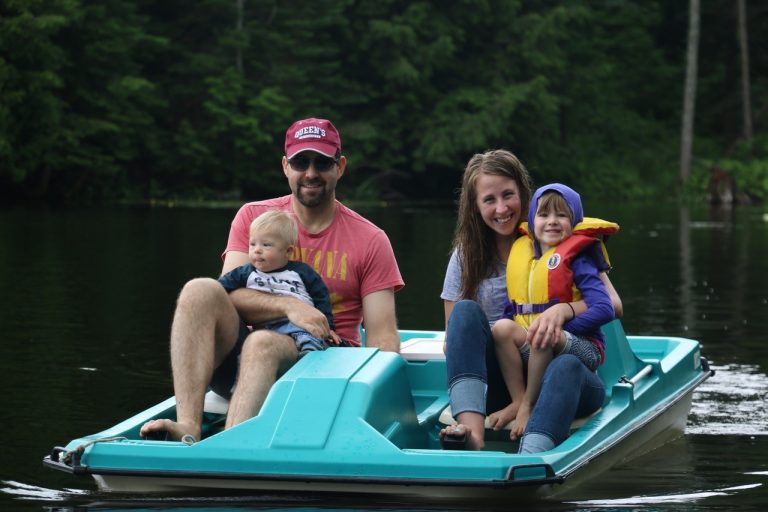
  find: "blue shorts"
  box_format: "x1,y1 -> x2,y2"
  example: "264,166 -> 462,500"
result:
266,319 -> 328,357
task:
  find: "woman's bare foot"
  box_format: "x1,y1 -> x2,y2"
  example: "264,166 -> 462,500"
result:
439,424 -> 485,450
139,418 -> 200,442
509,403 -> 531,440
487,402 -> 520,431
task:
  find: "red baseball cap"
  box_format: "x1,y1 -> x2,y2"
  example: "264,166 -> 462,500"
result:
284,118 -> 342,159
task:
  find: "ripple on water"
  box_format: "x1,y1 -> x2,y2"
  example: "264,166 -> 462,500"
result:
567,483 -> 764,507
0,480 -> 90,502
688,364 -> 768,435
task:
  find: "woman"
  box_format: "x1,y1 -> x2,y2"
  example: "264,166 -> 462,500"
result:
439,150 -> 622,452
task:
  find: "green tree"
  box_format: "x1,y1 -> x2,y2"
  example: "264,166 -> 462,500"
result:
2,0 -> 766,202
0,0 -> 76,196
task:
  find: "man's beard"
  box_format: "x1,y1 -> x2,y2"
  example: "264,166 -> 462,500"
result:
295,180 -> 328,207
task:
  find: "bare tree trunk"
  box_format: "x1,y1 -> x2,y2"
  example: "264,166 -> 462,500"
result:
236,0 -> 245,75
737,0 -> 753,143
679,206 -> 694,332
680,0 -> 700,187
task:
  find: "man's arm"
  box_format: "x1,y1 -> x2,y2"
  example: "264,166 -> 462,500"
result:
222,251 -> 331,339
361,289 -> 400,353
527,272 -> 621,349
222,250 -> 250,275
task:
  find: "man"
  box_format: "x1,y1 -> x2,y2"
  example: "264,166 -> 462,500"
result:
140,118 -> 404,442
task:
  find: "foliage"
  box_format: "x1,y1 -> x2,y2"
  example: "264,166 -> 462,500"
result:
0,0 -> 76,190
1,0 -> 766,202
689,134 -> 768,202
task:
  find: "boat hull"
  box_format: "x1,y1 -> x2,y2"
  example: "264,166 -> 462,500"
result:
83,386 -> 700,499
44,321 -> 712,499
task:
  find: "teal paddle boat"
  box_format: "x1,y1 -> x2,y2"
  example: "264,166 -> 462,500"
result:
44,320 -> 712,498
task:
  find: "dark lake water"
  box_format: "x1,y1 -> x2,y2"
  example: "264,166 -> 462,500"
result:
1,200 -> 767,511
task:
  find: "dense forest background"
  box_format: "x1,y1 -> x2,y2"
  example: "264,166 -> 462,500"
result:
1,0 -> 766,203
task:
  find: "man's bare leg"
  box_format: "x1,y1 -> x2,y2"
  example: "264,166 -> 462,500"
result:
140,278 -> 241,441
225,330 -> 298,428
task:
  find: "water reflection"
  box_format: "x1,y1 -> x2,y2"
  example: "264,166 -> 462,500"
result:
2,202 -> 768,512
1,481 -> 89,502
689,364 -> 768,436
569,483 -> 764,507
561,435 -> 768,510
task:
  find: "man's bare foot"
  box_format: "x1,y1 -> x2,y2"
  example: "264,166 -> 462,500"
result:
487,402 -> 520,431
140,418 -> 200,443
509,404 -> 531,440
439,424 -> 485,450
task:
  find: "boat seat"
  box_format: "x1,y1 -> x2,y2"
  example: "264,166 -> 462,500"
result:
401,337 -> 601,432
203,390 -> 230,414
598,320 -> 645,398
400,337 -> 445,361
438,405 -> 599,432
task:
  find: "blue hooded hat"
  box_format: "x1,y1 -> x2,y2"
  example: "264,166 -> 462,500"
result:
528,183 -> 584,258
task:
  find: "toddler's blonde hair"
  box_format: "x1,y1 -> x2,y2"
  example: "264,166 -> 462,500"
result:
249,210 -> 299,246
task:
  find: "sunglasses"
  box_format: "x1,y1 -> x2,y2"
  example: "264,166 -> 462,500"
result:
287,154 -> 338,172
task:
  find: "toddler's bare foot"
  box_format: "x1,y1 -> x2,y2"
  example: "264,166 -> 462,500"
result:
487,402 -> 520,431
509,404 -> 531,441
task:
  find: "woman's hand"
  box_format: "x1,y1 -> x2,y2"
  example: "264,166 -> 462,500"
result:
526,303 -> 572,350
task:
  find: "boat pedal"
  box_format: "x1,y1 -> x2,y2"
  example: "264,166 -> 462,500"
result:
142,430 -> 170,441
440,431 -> 468,450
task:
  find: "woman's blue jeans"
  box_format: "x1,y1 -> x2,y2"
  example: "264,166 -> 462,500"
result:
445,300 -> 508,417
444,300 -> 605,449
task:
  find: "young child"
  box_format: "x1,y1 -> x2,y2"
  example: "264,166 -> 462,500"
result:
217,210 -> 341,358
491,183 -> 617,441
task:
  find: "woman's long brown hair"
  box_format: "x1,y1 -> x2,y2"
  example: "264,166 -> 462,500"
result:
451,150 -> 532,300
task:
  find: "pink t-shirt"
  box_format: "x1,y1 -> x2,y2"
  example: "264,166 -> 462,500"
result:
223,195 -> 404,345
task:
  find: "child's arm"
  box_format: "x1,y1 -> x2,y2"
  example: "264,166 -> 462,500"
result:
216,265 -> 249,293
527,302 -> 575,350
328,330 -> 343,345
563,255 -> 614,334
